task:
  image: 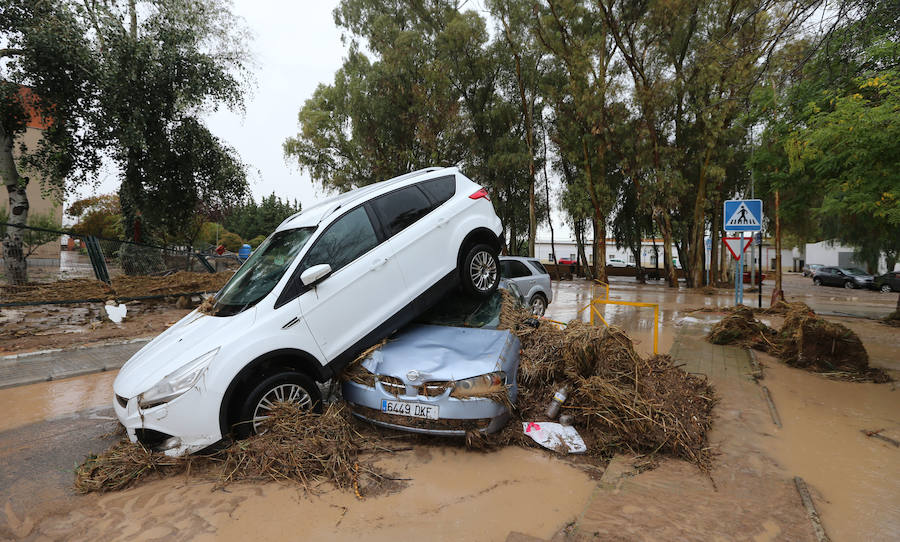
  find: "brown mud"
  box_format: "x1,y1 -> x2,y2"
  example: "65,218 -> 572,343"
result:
0,302 -> 191,355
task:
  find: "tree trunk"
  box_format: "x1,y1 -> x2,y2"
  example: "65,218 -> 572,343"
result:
0,124 -> 28,284
574,220 -> 593,280
689,148 -> 713,287
541,124 -> 557,266
591,217 -> 599,279
710,194 -> 720,286
773,189 -> 784,302
658,211 -> 677,288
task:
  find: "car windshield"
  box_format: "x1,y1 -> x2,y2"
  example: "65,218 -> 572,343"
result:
213,228 -> 315,316
842,268 -> 868,276
416,283 -> 524,328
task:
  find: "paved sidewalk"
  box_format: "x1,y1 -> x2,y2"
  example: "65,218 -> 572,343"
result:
0,338 -> 150,390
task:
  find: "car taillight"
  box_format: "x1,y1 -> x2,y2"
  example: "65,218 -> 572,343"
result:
469,188 -> 490,201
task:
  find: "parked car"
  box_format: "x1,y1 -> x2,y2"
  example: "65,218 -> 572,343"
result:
607,257 -> 634,268
499,256 -> 553,315
802,263 -> 823,277
812,266 -> 874,289
342,282 -> 525,436
557,257 -> 577,265
113,167 -> 504,455
873,271 -> 900,293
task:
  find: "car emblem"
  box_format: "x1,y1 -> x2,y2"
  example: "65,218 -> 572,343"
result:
407,370 -> 421,381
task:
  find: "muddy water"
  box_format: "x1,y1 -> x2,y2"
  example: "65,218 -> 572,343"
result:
545,279 -> 730,355
0,371 -> 117,432
762,358 -> 900,541
32,447 -> 595,541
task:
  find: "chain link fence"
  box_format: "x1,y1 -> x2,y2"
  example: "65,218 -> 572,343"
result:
1,222 -> 241,306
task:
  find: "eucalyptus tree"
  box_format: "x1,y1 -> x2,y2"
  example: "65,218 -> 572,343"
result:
532,0 -> 618,282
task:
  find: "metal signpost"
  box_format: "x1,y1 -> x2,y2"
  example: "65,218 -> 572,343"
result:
724,199 -> 763,306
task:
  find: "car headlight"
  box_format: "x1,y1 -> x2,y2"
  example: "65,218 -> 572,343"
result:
450,371 -> 506,398
138,348 -> 219,409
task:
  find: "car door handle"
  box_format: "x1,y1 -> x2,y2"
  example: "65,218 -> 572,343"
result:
370,257 -> 389,271
436,217 -> 448,227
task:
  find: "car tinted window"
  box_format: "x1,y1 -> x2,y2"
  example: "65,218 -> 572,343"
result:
371,186 -> 432,237
418,176 -> 456,206
299,206 -> 378,275
527,260 -> 549,275
505,260 -> 532,278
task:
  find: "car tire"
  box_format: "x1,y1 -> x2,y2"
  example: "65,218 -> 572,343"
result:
844,281 -> 856,289
813,278 -> 822,286
529,294 -> 548,316
234,371 -> 322,439
881,284 -> 893,293
461,243 -> 500,297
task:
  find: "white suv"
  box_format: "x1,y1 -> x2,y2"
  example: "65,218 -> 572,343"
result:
113,167 -> 503,455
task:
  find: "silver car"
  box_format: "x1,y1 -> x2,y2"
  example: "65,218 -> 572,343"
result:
499,256 -> 553,315
342,285 -> 523,436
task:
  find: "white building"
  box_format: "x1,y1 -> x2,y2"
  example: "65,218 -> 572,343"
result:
804,240 -> 898,273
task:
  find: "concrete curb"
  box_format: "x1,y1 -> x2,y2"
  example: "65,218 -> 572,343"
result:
0,338 -> 152,390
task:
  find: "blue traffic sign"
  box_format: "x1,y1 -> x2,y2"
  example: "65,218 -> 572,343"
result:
724,199 -> 763,232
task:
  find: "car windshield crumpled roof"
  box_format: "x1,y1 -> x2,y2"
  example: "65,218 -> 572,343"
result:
361,324 -> 518,381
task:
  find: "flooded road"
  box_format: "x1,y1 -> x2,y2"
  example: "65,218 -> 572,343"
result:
763,356 -> 900,541
0,371 -> 117,432
2,274 -> 898,540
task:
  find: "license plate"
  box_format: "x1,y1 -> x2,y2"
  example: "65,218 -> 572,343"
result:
381,399 -> 439,420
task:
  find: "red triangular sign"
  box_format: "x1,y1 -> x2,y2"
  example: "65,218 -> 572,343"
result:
723,237 -> 753,261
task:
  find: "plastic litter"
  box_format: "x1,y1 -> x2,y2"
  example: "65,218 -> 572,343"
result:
104,303 -> 127,324
545,385 -> 568,419
522,421 -> 586,454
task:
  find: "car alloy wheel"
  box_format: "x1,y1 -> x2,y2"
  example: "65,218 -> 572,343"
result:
470,251 -> 497,291
530,295 -> 547,316
881,284 -> 893,293
844,281 -> 856,289
235,371 -> 321,439
252,383 -> 313,433
813,278 -> 822,286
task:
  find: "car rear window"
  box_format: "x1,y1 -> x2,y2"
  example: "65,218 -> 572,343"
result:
418,175 -> 456,207
527,260 -> 548,275
371,186 -> 433,237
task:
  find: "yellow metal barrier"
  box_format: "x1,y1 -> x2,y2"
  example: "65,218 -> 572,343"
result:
560,278 -> 661,354
590,299 -> 660,354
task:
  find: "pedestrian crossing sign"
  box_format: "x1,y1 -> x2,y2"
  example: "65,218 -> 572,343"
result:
723,199 -> 763,232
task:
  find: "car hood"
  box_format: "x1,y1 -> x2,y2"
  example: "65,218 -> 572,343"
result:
114,308 -> 255,398
361,324 -> 519,383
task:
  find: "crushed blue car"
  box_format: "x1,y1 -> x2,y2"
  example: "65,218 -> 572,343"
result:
341,283 -> 523,436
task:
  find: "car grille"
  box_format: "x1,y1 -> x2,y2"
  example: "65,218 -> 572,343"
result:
377,375 -> 406,396
419,381 -> 452,397
134,428 -> 172,449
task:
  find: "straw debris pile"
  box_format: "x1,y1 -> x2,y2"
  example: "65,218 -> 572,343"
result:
499,298 -> 716,467
75,403 -> 391,495
4,271 -> 231,304
707,303 -> 889,382
707,306 -> 777,350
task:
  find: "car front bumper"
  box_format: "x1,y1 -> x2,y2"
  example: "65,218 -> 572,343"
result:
342,380 -> 514,436
113,386 -> 223,456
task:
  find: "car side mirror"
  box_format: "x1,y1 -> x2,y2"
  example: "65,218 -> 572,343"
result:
301,263 -> 332,286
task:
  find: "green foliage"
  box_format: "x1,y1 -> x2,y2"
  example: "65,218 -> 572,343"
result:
247,235 -> 266,249
787,72 -> 900,267
284,0 -> 538,251
0,0 -> 104,190
67,194 -> 122,238
86,0 -> 252,243
218,231 -> 243,252
223,193 -> 301,241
